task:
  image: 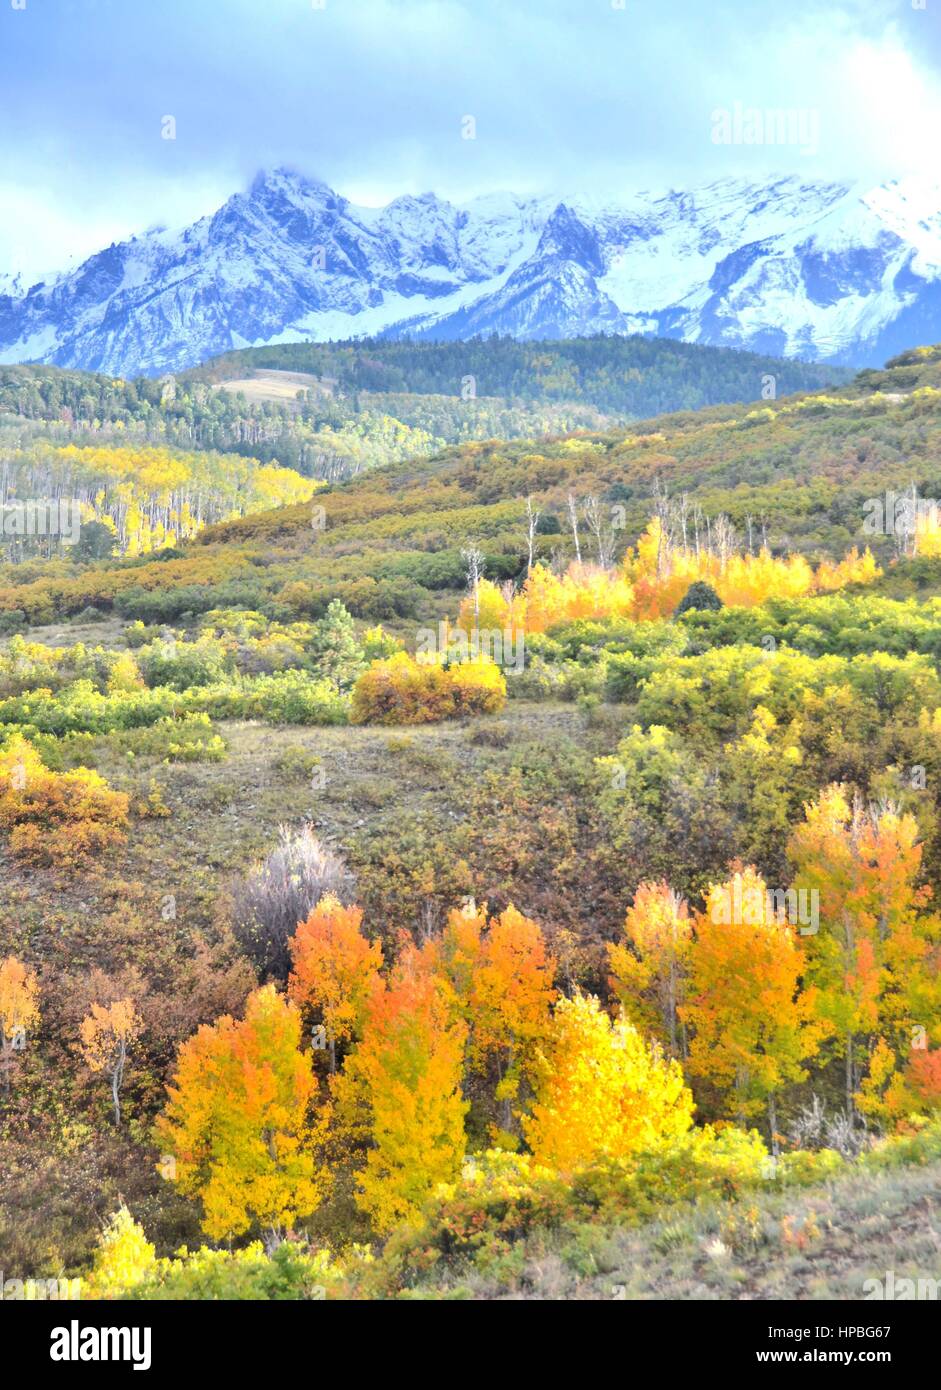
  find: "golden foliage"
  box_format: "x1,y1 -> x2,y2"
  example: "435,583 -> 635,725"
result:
156,985 -> 328,1241
350,651 -> 506,725
0,734 -> 129,867
523,993 -> 694,1173
334,963 -> 468,1233
288,895 -> 384,1059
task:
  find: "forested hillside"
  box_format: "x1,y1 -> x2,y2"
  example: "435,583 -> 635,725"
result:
192,334 -> 851,411
2,344 -> 941,1303
0,362 -> 615,479
0,431 -> 316,573
0,343 -> 934,626
0,334 -> 848,481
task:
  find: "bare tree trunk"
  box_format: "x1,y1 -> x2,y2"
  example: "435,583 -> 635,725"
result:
566,493 -> 582,564
582,495 -> 615,568
667,959 -> 677,1057
112,1037 -> 126,1127
524,495 -> 540,573
461,545 -> 484,627
678,493 -> 689,550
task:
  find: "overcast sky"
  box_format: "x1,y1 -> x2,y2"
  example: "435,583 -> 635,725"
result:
1,0 -> 939,280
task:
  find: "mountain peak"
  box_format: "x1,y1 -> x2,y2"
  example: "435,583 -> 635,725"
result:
244,168 -> 340,217
535,203 -> 606,275
249,166 -> 329,194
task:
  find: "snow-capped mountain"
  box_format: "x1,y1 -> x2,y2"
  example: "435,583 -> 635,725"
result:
2,168 -> 940,377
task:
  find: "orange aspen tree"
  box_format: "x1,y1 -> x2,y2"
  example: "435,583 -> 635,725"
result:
907,1048 -> 941,1110
288,895 -> 383,1072
442,903 -> 556,1132
681,866 -> 822,1150
156,985 -> 327,1243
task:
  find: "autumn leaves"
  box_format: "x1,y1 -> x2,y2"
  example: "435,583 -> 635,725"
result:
151,896 -> 698,1241
453,517 -> 880,642
156,986 -> 325,1244
126,757 -> 941,1246
41,443 -> 316,558
0,956 -> 140,1124
0,956 -> 39,1091
609,791 -> 941,1151
523,995 -> 693,1173
342,512 -> 881,729
0,734 -> 130,868
80,999 -> 142,1127
350,651 -> 507,725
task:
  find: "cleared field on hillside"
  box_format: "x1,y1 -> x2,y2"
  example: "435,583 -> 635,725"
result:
215,368 -> 334,404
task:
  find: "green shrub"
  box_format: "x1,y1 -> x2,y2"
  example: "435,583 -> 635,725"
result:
0,610 -> 26,636
273,745 -> 321,779
123,1242 -> 345,1301
137,635 -> 230,691
123,619 -> 162,648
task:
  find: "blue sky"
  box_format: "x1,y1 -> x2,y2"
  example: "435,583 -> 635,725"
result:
1,0 -> 939,279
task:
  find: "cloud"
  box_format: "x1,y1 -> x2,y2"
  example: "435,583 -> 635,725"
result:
0,0 -> 939,278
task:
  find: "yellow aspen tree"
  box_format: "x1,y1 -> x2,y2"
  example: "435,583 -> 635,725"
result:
466,904 -> 556,1133
608,880 -> 691,1057
681,865 -> 822,1149
80,997 -> 141,1127
88,1206 -> 157,1299
788,786 -> 941,1118
335,963 -> 468,1233
523,993 -> 693,1173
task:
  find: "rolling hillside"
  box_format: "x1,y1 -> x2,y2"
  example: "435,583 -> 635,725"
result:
3,342 -> 941,1301
0,334 -> 850,482
2,344 -> 936,629
189,333 -> 851,414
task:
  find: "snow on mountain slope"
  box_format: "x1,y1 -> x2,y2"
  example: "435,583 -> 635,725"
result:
0,168 -> 938,376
